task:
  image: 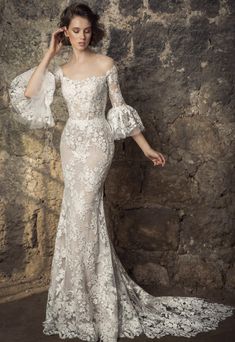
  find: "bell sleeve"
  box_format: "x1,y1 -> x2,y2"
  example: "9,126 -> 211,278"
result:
8,66 -> 57,129
106,62 -> 145,140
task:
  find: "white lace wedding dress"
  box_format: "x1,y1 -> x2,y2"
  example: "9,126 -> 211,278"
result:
9,60 -> 234,342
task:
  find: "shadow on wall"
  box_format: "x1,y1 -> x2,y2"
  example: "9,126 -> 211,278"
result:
0,121 -> 64,300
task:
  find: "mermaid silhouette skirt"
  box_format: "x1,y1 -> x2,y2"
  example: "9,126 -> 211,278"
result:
8,63 -> 234,342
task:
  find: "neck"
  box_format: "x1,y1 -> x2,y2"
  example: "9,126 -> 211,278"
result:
69,46 -> 94,64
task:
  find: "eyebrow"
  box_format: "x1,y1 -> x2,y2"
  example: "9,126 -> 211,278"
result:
72,26 -> 92,29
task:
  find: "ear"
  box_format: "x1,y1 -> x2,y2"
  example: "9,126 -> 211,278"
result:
64,27 -> 69,37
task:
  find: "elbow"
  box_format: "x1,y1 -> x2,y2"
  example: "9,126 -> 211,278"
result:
24,89 -> 31,98
24,88 -> 40,98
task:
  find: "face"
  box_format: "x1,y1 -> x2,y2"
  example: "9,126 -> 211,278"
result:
64,15 -> 92,49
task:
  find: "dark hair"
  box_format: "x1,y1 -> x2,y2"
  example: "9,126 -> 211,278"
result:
58,2 -> 105,47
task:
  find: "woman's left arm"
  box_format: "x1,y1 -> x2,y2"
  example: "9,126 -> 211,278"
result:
131,131 -> 166,167
106,58 -> 166,166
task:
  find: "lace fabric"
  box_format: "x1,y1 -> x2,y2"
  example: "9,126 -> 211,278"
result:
8,63 -> 145,139
8,61 -> 234,342
9,66 -> 56,129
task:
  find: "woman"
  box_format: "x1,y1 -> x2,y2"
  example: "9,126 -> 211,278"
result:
9,2 -> 234,342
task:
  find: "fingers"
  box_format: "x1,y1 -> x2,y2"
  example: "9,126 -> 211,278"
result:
158,152 -> 166,166
153,160 -> 163,167
55,27 -> 66,33
52,28 -> 66,45
52,27 -> 66,38
153,153 -> 166,167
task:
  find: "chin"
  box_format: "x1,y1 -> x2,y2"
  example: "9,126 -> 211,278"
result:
79,44 -> 87,48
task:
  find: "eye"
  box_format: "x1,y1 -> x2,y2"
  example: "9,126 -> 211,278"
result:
73,29 -> 91,34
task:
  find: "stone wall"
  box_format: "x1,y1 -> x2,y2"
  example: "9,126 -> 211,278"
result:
0,0 -> 234,301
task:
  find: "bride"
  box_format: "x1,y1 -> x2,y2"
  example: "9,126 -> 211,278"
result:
9,2 -> 234,342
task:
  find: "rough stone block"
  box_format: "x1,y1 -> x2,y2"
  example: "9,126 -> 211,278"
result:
116,207 -> 179,251
174,254 -> 223,289
133,262 -> 170,287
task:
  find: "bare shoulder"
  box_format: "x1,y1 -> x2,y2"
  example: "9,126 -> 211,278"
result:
59,63 -> 68,72
96,54 -> 115,73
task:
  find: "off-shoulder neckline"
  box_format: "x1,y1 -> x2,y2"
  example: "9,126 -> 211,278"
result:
58,63 -> 116,82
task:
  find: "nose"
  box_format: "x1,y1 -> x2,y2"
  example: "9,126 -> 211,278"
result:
80,31 -> 86,39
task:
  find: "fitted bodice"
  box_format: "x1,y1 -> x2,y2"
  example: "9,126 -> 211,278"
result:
56,66 -> 112,121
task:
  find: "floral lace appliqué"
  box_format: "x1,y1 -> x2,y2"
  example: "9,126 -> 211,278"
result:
8,62 -> 234,342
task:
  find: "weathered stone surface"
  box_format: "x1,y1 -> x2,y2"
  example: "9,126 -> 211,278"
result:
149,0 -> 183,13
119,0 -> 143,16
12,0 -> 60,20
133,22 -> 166,64
190,0 -> 220,17
0,0 -> 234,300
107,28 -> 132,61
174,255 -> 223,289
133,262 -> 170,287
228,0 -> 235,14
169,17 -> 210,57
1,25 -> 41,65
178,208 -> 234,257
225,264 -> 235,289
142,161 -> 200,206
115,207 -> 179,251
105,163 -> 143,205
72,0 -> 110,15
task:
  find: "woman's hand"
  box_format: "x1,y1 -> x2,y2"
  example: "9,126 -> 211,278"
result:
131,132 -> 166,167
144,147 -> 166,167
47,27 -> 65,57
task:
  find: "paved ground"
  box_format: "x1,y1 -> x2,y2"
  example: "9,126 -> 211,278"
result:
0,290 -> 234,342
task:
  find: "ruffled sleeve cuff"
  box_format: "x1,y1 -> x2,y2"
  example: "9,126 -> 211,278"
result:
106,104 -> 145,140
9,67 -> 56,129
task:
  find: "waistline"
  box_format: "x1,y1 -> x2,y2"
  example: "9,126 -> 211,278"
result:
68,116 -> 106,121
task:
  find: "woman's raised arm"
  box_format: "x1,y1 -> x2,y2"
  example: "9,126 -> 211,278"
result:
24,27 -> 65,98
8,28 -> 66,129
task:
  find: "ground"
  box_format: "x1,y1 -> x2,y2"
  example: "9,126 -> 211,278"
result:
0,289 -> 234,342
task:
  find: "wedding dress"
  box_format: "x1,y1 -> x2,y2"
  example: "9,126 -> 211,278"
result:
9,60 -> 234,342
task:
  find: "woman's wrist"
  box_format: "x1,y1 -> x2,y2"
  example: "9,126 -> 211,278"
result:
143,146 -> 153,156
37,50 -> 55,71
131,132 -> 152,155
44,50 -> 55,61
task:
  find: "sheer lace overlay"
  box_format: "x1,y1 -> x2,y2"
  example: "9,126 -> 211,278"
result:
9,67 -> 56,129
8,61 -> 234,341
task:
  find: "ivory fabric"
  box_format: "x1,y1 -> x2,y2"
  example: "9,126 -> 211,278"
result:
9,62 -> 234,342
